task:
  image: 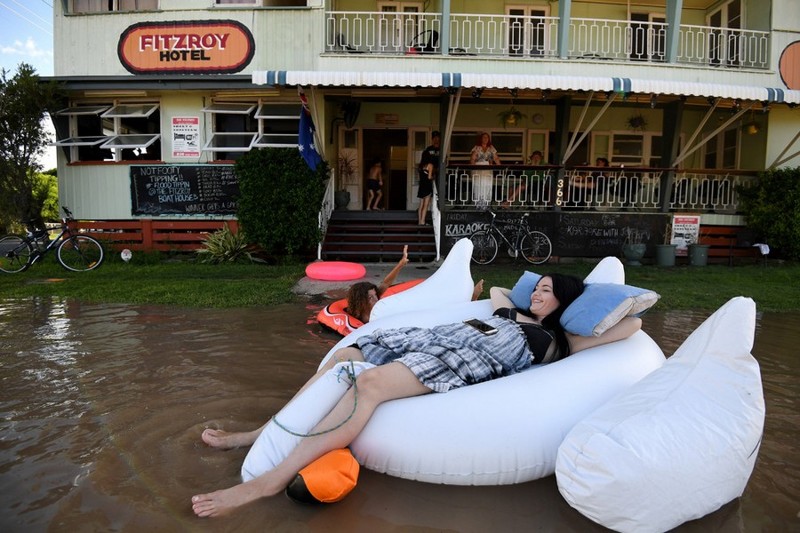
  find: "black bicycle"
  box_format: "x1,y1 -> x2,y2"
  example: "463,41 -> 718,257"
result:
469,210 -> 552,265
0,207 -> 105,273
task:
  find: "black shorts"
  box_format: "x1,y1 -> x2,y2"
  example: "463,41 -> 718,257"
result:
367,179 -> 381,192
417,171 -> 433,198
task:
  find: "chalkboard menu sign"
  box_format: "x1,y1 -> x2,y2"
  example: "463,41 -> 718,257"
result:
130,164 -> 239,215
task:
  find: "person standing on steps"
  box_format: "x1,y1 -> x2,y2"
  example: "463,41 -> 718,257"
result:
417,131 -> 440,225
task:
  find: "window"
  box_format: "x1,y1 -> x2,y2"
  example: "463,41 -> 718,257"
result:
630,13 -> 666,62
703,127 -> 739,169
71,0 -> 158,13
506,6 -> 550,57
611,132 -> 664,167
203,100 -> 301,160
54,101 -> 161,162
708,0 -> 742,66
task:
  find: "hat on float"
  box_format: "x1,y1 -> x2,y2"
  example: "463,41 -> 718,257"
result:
285,448 -> 360,504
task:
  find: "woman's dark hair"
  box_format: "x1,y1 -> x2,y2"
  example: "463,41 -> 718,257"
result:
539,273 -> 584,357
347,281 -> 379,322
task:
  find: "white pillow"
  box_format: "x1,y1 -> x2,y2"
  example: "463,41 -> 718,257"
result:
556,297 -> 764,533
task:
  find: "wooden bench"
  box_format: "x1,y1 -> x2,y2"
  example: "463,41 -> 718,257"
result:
72,219 -> 238,252
698,225 -> 765,265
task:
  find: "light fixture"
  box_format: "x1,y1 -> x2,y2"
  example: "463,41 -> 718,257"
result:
650,94 -> 657,108
509,88 -> 518,98
472,88 -> 483,98
707,96 -> 717,106
541,89 -> 551,101
762,101 -> 770,113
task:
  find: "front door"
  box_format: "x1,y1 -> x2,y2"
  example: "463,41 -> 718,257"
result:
363,128 -> 408,210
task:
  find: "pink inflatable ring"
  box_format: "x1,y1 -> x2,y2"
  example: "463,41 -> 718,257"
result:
305,261 -> 366,281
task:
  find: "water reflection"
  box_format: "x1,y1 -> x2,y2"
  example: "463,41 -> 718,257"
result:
0,297 -> 797,531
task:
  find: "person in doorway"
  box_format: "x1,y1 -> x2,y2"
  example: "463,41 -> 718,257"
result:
417,131 -> 441,225
191,273 -> 641,517
366,159 -> 384,210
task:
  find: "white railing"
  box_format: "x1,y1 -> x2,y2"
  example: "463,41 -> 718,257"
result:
443,167 -> 756,213
325,11 -> 769,69
677,24 -> 769,69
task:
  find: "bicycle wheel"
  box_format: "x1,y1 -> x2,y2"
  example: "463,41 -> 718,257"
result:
57,235 -> 104,272
520,230 -> 552,265
0,235 -> 33,273
469,230 -> 498,264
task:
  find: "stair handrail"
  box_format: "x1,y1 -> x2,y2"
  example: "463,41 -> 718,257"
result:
317,178 -> 335,260
431,182 -> 441,261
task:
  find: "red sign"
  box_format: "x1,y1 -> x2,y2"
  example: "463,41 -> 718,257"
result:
118,20 -> 255,74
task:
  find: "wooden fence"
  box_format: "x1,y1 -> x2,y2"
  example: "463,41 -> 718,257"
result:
71,219 -> 238,252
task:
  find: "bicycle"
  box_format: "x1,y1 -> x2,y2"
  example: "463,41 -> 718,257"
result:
469,209 -> 552,265
0,207 -> 105,273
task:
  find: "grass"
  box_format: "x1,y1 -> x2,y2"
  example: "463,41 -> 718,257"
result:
1,251 -> 798,312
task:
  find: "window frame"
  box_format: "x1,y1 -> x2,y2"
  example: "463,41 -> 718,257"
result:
70,0 -> 159,14
203,99 -> 301,159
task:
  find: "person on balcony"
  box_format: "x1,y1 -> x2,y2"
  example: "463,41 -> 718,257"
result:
470,132 -> 501,206
502,150 -> 545,208
417,131 -> 440,225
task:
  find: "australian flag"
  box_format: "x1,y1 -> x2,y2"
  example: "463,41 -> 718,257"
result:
298,104 -> 322,172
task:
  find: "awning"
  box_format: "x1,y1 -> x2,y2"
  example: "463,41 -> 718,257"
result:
253,70 -> 800,104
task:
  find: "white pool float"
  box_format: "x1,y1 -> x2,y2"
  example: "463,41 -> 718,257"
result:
243,240 -> 665,485
555,296 -> 763,532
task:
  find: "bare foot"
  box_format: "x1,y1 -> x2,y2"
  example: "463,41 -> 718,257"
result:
472,279 -> 485,301
201,428 -> 257,450
192,480 -> 280,518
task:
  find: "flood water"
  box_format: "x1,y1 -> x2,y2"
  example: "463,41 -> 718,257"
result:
1,296 -> 798,532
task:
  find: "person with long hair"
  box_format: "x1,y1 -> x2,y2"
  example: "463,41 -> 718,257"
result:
191,273 -> 641,518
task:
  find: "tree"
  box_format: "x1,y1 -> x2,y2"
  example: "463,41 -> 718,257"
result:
0,63 -> 62,232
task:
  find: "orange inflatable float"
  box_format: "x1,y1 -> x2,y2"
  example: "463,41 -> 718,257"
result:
317,279 -> 425,336
305,261 -> 366,281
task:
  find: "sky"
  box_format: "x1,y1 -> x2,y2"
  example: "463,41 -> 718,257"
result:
1,0 -> 56,169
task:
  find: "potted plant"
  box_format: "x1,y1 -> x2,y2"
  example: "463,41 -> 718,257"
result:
497,106 -> 527,128
655,220 -> 677,266
621,227 -> 647,266
335,153 -> 356,210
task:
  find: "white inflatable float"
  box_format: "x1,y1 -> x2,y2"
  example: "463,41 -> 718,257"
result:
556,296 -> 764,532
242,239 -> 666,485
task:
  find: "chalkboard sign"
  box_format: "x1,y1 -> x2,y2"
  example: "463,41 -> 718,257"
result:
130,164 -> 239,216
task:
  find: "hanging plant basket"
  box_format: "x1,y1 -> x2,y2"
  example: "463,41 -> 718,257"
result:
497,107 -> 526,128
626,113 -> 648,131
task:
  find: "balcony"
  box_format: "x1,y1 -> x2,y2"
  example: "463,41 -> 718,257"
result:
325,11 -> 770,70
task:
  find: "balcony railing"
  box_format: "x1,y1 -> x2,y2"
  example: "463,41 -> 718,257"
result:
326,11 -> 770,69
443,166 -> 756,213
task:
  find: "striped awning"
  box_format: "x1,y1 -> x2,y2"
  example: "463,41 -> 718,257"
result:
252,70 -> 800,103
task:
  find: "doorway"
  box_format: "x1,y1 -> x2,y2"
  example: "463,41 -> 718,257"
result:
363,128 -> 409,210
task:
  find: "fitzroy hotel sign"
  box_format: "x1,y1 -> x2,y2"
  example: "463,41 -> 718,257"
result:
118,20 -> 255,74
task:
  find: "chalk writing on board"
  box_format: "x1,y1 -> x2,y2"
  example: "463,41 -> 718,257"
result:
130,165 -> 239,215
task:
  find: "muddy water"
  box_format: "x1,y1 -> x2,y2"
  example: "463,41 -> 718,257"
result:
1,297 -> 798,532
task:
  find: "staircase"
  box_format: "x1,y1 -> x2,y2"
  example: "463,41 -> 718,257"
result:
321,210 -> 436,262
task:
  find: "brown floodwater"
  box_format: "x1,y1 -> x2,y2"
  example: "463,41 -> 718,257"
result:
1,297 -> 798,532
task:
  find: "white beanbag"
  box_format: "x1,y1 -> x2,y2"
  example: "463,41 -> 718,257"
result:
555,297 -> 764,532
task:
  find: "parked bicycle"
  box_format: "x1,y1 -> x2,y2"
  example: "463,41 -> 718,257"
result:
0,207 -> 105,273
469,209 -> 552,265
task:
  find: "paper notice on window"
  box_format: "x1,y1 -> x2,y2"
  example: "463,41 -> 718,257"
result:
671,215 -> 701,256
172,117 -> 200,158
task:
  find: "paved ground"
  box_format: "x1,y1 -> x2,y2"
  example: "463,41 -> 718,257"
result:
292,260 -> 443,299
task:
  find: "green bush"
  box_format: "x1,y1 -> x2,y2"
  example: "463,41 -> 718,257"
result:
235,148 -> 328,260
737,166 -> 800,260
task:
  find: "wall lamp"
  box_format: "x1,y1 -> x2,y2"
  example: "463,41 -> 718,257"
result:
472,88 -> 483,99
650,94 -> 657,108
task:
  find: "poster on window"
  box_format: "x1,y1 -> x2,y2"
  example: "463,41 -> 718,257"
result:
172,117 -> 200,158
671,215 -> 701,256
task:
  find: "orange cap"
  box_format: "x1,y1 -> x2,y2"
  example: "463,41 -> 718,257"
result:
285,448 -> 360,504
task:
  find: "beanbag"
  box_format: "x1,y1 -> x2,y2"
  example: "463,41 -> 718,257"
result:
555,297 -> 763,533
560,283 -> 660,337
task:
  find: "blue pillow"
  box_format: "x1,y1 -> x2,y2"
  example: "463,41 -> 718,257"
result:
509,271 -> 542,310
560,283 -> 660,337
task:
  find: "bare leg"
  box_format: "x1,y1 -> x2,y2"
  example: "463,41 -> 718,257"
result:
417,196 -> 431,225
472,279 -> 484,301
373,190 -> 383,210
366,190 -> 374,210
201,347 -> 365,450
191,362 -> 430,517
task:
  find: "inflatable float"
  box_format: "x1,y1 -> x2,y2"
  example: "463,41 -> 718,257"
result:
305,261 -> 366,281
317,279 -> 425,337
243,239 -> 666,485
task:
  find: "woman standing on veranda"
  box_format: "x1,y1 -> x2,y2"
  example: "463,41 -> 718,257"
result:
469,132 -> 501,206
191,273 -> 641,518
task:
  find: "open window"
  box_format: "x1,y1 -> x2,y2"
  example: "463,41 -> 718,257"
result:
70,0 -> 158,13
203,100 -> 300,160
54,101 -> 161,162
